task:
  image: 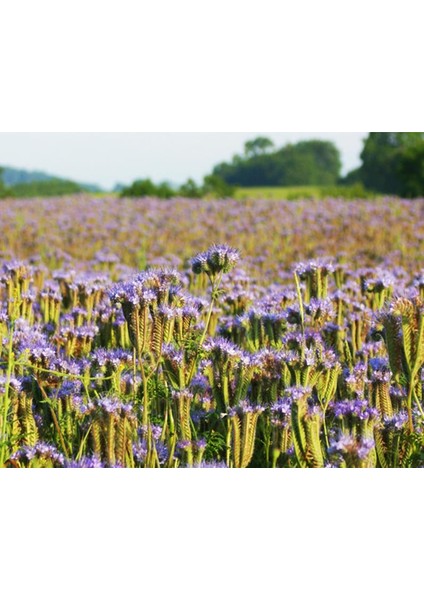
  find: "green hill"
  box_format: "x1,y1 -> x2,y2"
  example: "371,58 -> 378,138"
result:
0,165 -> 102,193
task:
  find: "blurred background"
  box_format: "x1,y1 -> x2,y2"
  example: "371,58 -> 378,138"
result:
1,132 -> 423,200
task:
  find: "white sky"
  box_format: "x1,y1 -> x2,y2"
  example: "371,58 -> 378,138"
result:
0,132 -> 367,189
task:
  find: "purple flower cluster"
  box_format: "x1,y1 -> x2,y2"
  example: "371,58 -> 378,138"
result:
329,435 -> 375,460
331,399 -> 379,421
295,258 -> 335,278
191,244 -> 240,276
369,358 -> 392,384
383,411 -> 409,431
1,195 -> 424,468
228,401 -> 265,417
95,396 -> 134,417
12,443 -> 65,466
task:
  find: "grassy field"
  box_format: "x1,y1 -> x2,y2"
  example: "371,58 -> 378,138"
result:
234,186 -> 322,200
234,183 -> 375,201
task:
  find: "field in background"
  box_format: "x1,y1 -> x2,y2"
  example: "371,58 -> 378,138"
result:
1,196 -> 420,280
235,186 -> 322,200
234,184 -> 375,201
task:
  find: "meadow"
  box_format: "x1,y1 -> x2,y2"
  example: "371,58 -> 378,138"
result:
0,194 -> 423,467
233,184 -> 374,201
234,185 -> 324,200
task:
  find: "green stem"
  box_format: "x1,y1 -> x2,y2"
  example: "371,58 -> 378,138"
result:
139,353 -> 149,430
0,326 -> 15,467
226,420 -> 232,468
37,379 -> 70,459
187,274 -> 222,384
294,272 -> 305,336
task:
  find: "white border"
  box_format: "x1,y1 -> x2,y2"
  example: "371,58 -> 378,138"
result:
1,2 -> 423,598
1,1 -> 423,132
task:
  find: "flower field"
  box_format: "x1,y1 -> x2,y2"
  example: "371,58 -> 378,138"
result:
1,195 -> 423,467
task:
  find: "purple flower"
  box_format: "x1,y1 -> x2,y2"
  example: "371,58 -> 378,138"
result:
295,258 -> 335,278
65,456 -> 104,468
12,443 -> 65,466
369,357 -> 392,384
96,396 -> 134,417
191,244 -> 240,276
0,376 -> 22,394
176,440 -> 192,450
195,438 -> 207,450
190,461 -> 228,468
328,435 -> 375,460
383,411 -> 409,431
204,337 -> 242,362
331,398 -> 379,421
228,401 -> 265,417
151,425 -> 163,441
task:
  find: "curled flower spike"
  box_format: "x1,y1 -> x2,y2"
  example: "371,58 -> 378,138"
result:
191,244 -> 240,277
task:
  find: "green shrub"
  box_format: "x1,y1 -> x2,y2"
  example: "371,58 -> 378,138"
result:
202,175 -> 235,198
178,179 -> 203,198
120,179 -> 175,199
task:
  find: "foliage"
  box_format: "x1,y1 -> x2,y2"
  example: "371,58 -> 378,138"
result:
1,165 -> 102,193
345,132 -> 424,198
213,139 -> 342,187
277,140 -> 342,186
397,141 -> 424,198
0,168 -> 10,199
9,179 -> 85,198
340,167 -> 362,186
244,137 -> 275,158
178,178 -> 203,198
121,176 -> 235,200
202,175 -> 235,198
120,179 -> 175,199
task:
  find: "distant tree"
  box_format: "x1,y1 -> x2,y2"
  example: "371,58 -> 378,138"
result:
212,161 -> 239,184
155,181 -> 175,199
0,166 -> 90,198
244,137 -> 275,158
296,140 -> 342,184
397,140 -> 424,198
340,167 -> 363,185
10,179 -> 84,197
359,132 -> 424,195
178,178 -> 203,198
120,179 -> 157,197
360,133 -> 402,194
275,144 -> 318,185
0,167 -> 9,198
212,139 -> 341,187
202,174 -> 235,198
231,154 -> 244,165
120,179 -> 175,199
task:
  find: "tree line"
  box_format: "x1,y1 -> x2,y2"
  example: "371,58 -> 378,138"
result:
344,133 -> 424,198
2,133 -> 423,199
119,174 -> 234,200
212,138 -> 342,187
119,133 -> 424,199
0,168 -> 86,198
